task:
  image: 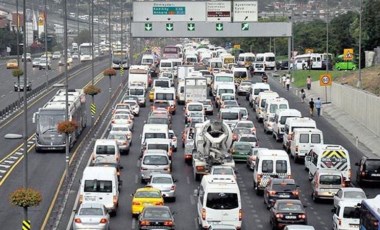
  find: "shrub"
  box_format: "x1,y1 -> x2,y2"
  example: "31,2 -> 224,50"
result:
10,188 -> 42,208
57,120 -> 78,134
84,85 -> 101,96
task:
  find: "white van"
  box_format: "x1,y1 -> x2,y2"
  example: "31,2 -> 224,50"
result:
219,108 -> 241,128
177,80 -> 185,105
263,52 -> 276,70
237,52 -> 255,68
255,91 -> 279,122
231,67 -> 248,85
80,166 -> 120,215
92,139 -> 120,164
141,124 -> 169,146
306,144 -> 351,185
216,85 -> 236,104
212,73 -> 234,96
332,200 -> 360,230
185,54 -> 198,64
141,54 -> 155,66
159,59 -> 173,72
272,109 -> 302,142
249,82 -> 270,107
283,117 -> 316,152
263,97 -> 289,124
253,149 -> 291,195
289,128 -> 324,162
196,175 -> 242,229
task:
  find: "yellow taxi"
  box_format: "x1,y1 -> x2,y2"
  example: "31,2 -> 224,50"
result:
149,88 -> 155,102
131,186 -> 164,217
6,59 -> 18,69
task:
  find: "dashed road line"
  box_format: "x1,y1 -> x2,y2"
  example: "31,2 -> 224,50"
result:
186,176 -> 190,184
14,152 -> 23,155
4,160 -> 14,164
0,164 -> 10,168
0,170 -> 6,173
9,156 -> 18,159
190,194 -> 195,205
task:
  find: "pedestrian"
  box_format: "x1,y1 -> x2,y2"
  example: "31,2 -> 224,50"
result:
306,76 -> 312,90
315,97 -> 322,116
309,98 -> 315,116
285,77 -> 291,91
300,88 -> 306,103
282,74 -> 286,88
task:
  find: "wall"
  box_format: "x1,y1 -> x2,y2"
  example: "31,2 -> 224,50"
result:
311,81 -> 380,137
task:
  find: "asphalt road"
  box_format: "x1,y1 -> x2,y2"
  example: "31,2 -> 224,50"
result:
54,72 -> 380,230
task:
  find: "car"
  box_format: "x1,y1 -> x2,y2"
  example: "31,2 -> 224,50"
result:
210,165 -> 236,179
237,134 -> 258,148
107,131 -> 130,154
333,187 -> 366,208
140,150 -> 171,183
199,99 -> 214,115
269,199 -> 308,230
264,178 -> 300,209
355,156 -> 380,185
73,203 -> 110,230
232,127 -> 252,142
38,59 -> 51,70
123,99 -> 140,116
52,51 -> 62,60
235,120 -> 256,135
229,141 -> 252,162
185,111 -> 205,124
72,52 -> 79,59
151,100 -> 171,112
221,100 -> 239,109
138,206 -> 175,230
131,186 -> 164,217
58,55 -> 73,66
148,174 -> 177,201
147,114 -> 171,128
14,76 -> 32,91
6,59 -> 18,69
246,148 -> 268,171
21,53 -> 32,62
237,81 -> 252,95
112,103 -> 132,114
109,124 -> 132,142
331,200 -> 361,230
168,129 -> 177,152
111,113 -> 134,130
32,58 -> 41,68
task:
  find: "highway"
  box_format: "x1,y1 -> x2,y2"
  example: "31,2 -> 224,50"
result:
43,72 -> 378,230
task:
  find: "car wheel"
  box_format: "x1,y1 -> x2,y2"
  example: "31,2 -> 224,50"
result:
311,192 -> 319,203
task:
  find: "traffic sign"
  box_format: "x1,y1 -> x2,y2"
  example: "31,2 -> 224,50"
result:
241,22 -> 249,31
120,66 -> 124,76
90,103 -> 96,115
166,23 -> 174,31
144,23 -> 152,31
187,23 -> 195,31
305,48 -> 314,54
22,220 -> 31,230
233,44 -> 241,49
216,23 -> 223,31
343,48 -> 354,61
319,73 -> 332,86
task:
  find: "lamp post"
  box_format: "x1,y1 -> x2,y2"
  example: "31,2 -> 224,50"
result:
357,0 -> 362,89
44,0 -> 48,90
91,0 -> 95,126
63,0 -> 69,181
108,0 -> 112,67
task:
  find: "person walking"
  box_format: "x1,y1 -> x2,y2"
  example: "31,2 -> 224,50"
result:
309,98 -> 315,116
315,97 -> 322,116
282,74 -> 286,88
306,76 -> 312,90
285,77 -> 291,91
300,88 -> 306,103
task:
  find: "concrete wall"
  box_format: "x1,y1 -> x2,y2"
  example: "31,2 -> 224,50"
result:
311,81 -> 380,137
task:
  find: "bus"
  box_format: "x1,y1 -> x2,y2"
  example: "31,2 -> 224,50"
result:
112,49 -> 129,69
33,89 -> 87,152
293,53 -> 333,70
359,195 -> 380,230
162,45 -> 182,59
79,43 -> 93,62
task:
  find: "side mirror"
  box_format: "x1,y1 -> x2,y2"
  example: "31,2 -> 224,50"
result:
130,193 -> 134,197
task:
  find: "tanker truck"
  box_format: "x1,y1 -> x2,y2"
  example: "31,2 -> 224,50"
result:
192,119 -> 235,181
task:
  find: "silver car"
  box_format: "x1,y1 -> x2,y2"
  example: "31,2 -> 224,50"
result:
73,203 -> 110,230
148,173 -> 177,201
140,150 -> 171,183
107,131 -> 130,154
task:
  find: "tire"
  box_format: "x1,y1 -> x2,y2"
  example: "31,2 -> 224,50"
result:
311,192 -> 319,203
194,173 -> 201,181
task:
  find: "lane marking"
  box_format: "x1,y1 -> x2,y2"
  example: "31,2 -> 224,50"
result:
0,164 -> 10,168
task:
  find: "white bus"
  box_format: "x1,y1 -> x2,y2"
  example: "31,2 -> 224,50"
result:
293,53 -> 333,70
79,43 -> 93,62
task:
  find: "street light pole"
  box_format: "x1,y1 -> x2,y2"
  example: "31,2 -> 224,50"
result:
108,0 -> 112,67
357,0 -> 362,89
44,0 -> 48,90
63,0 -> 69,182
91,0 -> 95,126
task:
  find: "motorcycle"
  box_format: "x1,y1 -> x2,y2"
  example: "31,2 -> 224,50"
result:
261,73 -> 268,83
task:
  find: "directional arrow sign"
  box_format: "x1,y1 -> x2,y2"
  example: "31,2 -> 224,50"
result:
145,23 -> 152,31
188,23 -> 195,31
241,22 -> 249,31
216,23 -> 223,31
166,23 -> 174,31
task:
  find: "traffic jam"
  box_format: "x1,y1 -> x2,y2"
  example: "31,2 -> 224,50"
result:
71,42 -> 380,230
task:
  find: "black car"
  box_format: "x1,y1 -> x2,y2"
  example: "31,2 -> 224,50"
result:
269,199 -> 307,230
276,61 -> 289,70
355,156 -> 380,185
138,206 -> 175,230
14,77 -> 32,91
264,179 -> 299,209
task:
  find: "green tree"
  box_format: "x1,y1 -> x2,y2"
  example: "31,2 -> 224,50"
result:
362,0 -> 380,50
74,29 -> 91,44
329,11 -> 358,55
0,28 -> 19,53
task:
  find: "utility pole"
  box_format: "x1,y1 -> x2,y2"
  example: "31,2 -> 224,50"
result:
357,0 -> 362,89
63,0 -> 69,182
108,0 -> 112,67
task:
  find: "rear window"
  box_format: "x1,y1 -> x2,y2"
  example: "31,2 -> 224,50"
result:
206,193 -> 239,209
299,134 -> 309,143
272,183 -> 297,191
221,112 -> 239,120
234,71 -> 247,78
143,155 -> 169,165
343,206 -> 360,219
84,180 -> 112,193
188,104 -> 203,111
147,144 -> 169,151
311,134 -> 321,144
262,160 -> 273,173
145,133 -> 167,139
276,160 -> 288,173
365,160 -> 380,171
319,175 -> 342,185
254,88 -> 267,95
96,145 -> 115,155
155,81 -> 169,87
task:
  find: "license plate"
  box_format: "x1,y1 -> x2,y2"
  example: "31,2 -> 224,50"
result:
84,196 -> 96,202
279,194 -> 290,198
371,174 -> 380,177
350,224 -> 359,228
285,215 -> 296,219
143,203 -> 153,206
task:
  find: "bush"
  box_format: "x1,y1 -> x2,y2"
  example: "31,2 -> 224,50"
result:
103,68 -> 116,76
57,120 -> 78,134
84,85 -> 101,96
10,188 -> 42,208
12,68 -> 24,77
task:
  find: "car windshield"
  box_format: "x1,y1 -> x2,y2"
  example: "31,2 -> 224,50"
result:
239,136 -> 257,142
108,133 -> 126,141
145,133 -> 166,139
147,144 -> 169,151
111,126 -> 129,132
272,183 -> 297,191
188,105 -> 203,111
135,191 -> 161,198
237,122 -> 253,128
206,193 -> 238,209
234,143 -> 251,151
234,128 -> 251,135
221,112 -> 239,120
143,155 -> 169,165
152,177 -> 172,184
365,160 -> 380,170
79,207 -> 103,216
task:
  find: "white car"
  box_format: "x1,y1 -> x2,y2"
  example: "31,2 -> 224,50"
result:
109,123 -> 132,142
122,99 -> 140,116
333,187 -> 366,208
238,134 -> 258,148
38,59 -> 51,70
52,51 -> 62,60
235,120 -> 256,135
111,113 -> 134,130
58,55 -> 73,66
148,173 -> 176,201
169,130 -> 177,152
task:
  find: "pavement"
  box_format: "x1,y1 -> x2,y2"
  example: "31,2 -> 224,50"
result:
292,80 -> 380,158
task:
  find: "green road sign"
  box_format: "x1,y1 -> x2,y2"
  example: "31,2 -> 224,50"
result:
166,23 -> 174,31
145,23 -> 152,31
241,22 -> 249,31
188,23 -> 195,31
216,23 -> 223,31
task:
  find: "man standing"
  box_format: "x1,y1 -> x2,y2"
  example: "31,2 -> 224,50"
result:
309,98 -> 315,116
306,76 -> 312,90
315,97 -> 322,116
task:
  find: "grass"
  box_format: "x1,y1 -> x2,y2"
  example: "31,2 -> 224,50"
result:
287,70 -> 353,88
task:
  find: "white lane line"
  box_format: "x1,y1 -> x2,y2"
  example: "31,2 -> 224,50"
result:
4,160 -> 14,164
9,156 -> 18,159
194,218 -> 199,229
190,194 -> 195,205
186,176 -> 190,184
135,175 -> 138,184
0,170 -> 6,173
131,218 -> 136,229
15,152 -> 23,155
0,164 -> 10,168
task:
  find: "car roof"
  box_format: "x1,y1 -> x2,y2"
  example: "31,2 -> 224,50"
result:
79,203 -> 105,209
271,178 -> 296,184
136,186 -> 162,193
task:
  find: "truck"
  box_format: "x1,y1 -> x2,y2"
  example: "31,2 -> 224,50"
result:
184,76 -> 207,104
192,120 -> 235,181
177,65 -> 194,81
128,65 -> 149,89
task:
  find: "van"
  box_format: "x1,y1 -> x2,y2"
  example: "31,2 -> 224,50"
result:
212,73 -> 234,97
289,128 -> 324,162
283,117 -> 316,152
237,52 -> 255,68
253,149 -> 291,195
91,139 -> 120,165
141,54 -> 155,66
177,80 -> 185,105
80,166 -> 120,215
263,52 -> 276,70
311,168 -> 344,202
255,91 -> 279,122
142,138 -> 173,159
252,62 -> 265,75
248,83 -> 270,107
232,67 -> 248,85
159,59 -> 173,72
141,124 -> 169,146
332,200 -> 360,230
195,175 -> 242,229
272,109 -> 302,142
219,108 -> 242,128
263,97 -> 289,125
306,145 -> 351,185
185,54 -> 198,64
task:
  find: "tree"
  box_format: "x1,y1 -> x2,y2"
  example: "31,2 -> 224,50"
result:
362,0 -> 380,50
74,29 -> 91,44
0,28 -> 19,54
329,11 -> 358,55
10,188 -> 42,208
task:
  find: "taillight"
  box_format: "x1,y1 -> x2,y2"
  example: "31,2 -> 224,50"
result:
79,195 -> 83,203
268,190 -> 276,196
164,221 -> 173,226
298,214 -> 306,219
155,201 -> 164,205
111,120 -> 115,124
74,218 -> 81,223
295,146 -> 298,152
257,174 -> 262,182
201,208 -> 206,220
338,218 -> 342,226
275,213 -> 283,219
292,190 -> 299,196
132,201 -> 141,205
141,167 -> 148,171
361,171 -> 366,176
196,166 -> 205,172
348,169 -> 352,180
140,220 -> 150,226
99,218 -> 108,224
171,185 -> 176,190
113,195 -> 118,205
239,209 -> 243,221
